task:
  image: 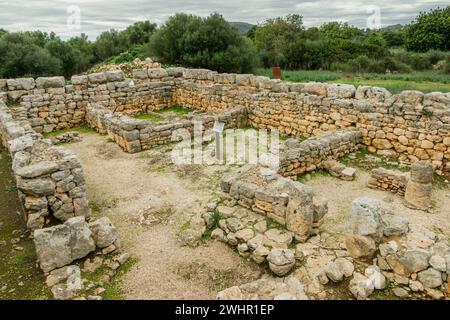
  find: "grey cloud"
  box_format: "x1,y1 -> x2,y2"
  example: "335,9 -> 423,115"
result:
0,0 -> 448,39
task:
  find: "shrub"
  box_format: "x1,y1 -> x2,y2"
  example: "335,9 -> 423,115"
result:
147,13 -> 258,73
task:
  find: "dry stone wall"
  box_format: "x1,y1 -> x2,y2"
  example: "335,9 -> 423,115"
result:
0,101 -> 90,230
86,103 -> 247,153
171,69 -> 450,176
1,66 -> 449,176
278,130 -> 362,178
367,167 -> 410,196
1,69 -> 173,134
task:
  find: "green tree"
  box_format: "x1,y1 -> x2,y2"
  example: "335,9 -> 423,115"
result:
253,14 -> 305,67
0,32 -> 62,78
320,22 -> 363,40
147,13 -> 257,73
94,29 -> 128,61
405,6 -> 450,52
122,21 -> 156,45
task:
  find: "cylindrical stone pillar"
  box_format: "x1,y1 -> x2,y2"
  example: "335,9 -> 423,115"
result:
404,162 -> 433,210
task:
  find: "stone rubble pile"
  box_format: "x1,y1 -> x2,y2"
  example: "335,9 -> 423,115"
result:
345,196 -> 449,299
49,132 -> 82,145
217,276 -> 308,300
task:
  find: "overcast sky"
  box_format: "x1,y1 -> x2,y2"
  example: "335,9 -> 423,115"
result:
0,0 -> 448,39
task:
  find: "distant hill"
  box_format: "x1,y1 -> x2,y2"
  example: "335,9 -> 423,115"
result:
230,22 -> 255,35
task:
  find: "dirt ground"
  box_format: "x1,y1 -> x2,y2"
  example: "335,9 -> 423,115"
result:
303,168 -> 450,239
65,131 -> 450,300
65,132 -> 261,299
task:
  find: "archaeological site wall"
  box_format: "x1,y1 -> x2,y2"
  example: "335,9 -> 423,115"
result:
0,101 -> 90,230
2,67 -> 449,175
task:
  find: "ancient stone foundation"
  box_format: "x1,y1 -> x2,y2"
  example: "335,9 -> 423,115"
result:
86,103 -> 247,153
0,101 -> 90,230
1,66 -> 449,175
221,165 -> 328,242
368,167 -> 410,196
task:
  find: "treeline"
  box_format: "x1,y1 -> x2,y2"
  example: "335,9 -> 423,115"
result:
0,21 -> 156,78
0,6 -> 449,79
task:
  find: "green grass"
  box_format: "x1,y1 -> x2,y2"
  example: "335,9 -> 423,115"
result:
254,68 -> 450,94
133,105 -> 192,122
133,113 -> 163,122
154,104 -> 192,116
6,101 -> 21,109
42,124 -> 94,138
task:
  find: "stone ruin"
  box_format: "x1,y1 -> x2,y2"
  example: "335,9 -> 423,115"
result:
368,161 -> 434,210
0,64 -> 449,300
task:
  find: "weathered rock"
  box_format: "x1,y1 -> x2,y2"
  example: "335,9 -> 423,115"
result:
364,265 -> 386,290
17,177 -> 55,196
386,249 -> 430,277
254,220 -> 267,233
211,228 -> 225,241
88,217 -> 117,248
345,234 -> 377,259
324,262 -> 344,282
217,286 -> 243,300
267,248 -> 295,276
36,77 -> 65,89
417,268 -> 443,288
115,252 -> 130,265
235,228 -> 254,242
381,215 -> 409,237
379,241 -> 398,257
34,217 -> 95,272
392,287 -> 409,298
46,265 -> 80,287
349,197 -> 383,240
335,257 -> 355,277
429,255 -> 446,272
349,273 -> 374,300
409,280 -> 424,292
177,214 -> 206,246
285,182 -> 314,242
251,245 -> 270,264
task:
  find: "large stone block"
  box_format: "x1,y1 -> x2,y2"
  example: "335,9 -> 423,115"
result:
34,217 -> 95,272
36,77 -> 65,89
285,181 -> 314,242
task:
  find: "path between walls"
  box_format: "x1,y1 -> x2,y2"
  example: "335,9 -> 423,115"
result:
64,132 -> 262,299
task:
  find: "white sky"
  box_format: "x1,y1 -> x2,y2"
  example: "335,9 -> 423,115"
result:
0,0 -> 448,39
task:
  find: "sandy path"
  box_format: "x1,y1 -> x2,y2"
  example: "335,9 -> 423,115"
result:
65,133 -> 261,299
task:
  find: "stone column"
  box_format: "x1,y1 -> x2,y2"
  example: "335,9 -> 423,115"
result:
404,162 -> 433,210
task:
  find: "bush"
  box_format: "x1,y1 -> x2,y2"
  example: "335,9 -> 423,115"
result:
405,6 -> 450,52
147,13 -> 258,73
